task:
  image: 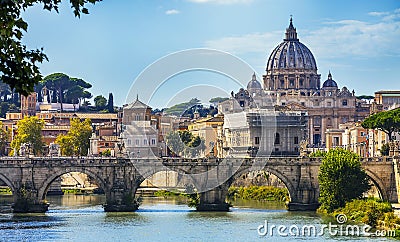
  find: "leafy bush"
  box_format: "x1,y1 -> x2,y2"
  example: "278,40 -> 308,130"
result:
227,186 -> 289,202
333,198 -> 399,228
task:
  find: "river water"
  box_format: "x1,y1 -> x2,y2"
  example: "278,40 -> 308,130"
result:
0,194 -> 396,241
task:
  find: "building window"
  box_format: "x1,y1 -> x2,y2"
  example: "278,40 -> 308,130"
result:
327,101 -> 331,107
301,102 -> 305,106
294,136 -> 299,144
135,139 -> 139,146
151,139 -> 156,145
274,133 -> 280,145
144,139 -> 147,145
105,143 -> 109,147
127,139 -> 131,145
255,137 -> 260,145
314,116 -> 321,126
299,79 -> 304,86
342,100 -> 348,106
282,102 -> 286,106
280,80 -> 284,87
289,80 -> 294,87
333,137 -> 339,146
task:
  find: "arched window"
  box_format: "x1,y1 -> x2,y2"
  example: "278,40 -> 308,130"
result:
274,133 -> 280,145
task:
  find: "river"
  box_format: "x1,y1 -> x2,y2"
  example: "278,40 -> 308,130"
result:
0,194 -> 397,241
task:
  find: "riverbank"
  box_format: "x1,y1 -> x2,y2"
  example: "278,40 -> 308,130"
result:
227,186 -> 289,202
320,198 -> 400,238
0,186 -> 11,195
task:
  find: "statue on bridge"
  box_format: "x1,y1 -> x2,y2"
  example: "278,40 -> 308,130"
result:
48,143 -> 60,157
300,140 -> 309,157
18,143 -> 30,156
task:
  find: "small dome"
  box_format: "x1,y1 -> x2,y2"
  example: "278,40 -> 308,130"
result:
247,73 -> 262,90
322,72 -> 338,88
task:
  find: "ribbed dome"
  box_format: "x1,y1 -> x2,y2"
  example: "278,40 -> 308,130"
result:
322,72 -> 338,88
266,18 -> 317,72
247,73 -> 262,90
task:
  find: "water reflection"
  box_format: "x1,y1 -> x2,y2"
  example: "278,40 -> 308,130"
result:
0,195 -> 395,241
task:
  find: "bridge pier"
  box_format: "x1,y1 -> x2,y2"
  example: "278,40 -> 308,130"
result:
103,179 -> 139,212
12,182 -> 49,213
197,186 -> 230,212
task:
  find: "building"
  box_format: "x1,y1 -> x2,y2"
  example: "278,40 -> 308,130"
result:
187,115 -> 224,157
219,18 -> 370,147
121,96 -> 159,157
371,90 -> 400,113
20,92 -> 37,117
222,108 -> 307,157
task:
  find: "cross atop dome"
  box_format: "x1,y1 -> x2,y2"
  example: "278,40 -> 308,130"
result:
328,71 -> 332,80
285,16 -> 299,41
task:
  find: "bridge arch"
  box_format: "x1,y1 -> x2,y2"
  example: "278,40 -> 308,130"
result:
0,173 -> 16,195
227,166 -> 296,203
37,168 -> 107,200
364,169 -> 387,201
134,165 -> 197,195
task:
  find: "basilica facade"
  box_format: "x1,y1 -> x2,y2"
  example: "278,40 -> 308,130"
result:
219,18 -> 370,148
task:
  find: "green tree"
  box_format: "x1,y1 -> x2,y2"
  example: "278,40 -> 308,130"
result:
10,116 -> 44,155
361,108 -> 400,141
43,73 -> 92,111
209,97 -> 229,104
94,95 -> 107,111
163,98 -> 201,116
165,130 -> 206,157
55,134 -> 74,156
380,143 -> 389,156
107,93 -> 114,113
165,131 -> 185,156
184,135 -> 206,158
0,0 -> 100,96
56,118 -> 92,156
318,149 -> 370,212
0,121 -> 10,155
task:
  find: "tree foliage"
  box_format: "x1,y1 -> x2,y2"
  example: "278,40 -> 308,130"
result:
0,0 -> 100,96
165,130 -> 206,157
163,98 -> 201,116
94,95 -> 107,111
107,93 -> 114,113
361,108 -> 400,140
209,97 -> 229,104
55,118 -> 92,156
0,121 -> 10,155
43,73 -> 92,111
10,116 -> 44,155
318,149 -> 370,212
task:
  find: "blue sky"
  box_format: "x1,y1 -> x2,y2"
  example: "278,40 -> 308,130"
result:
22,0 -> 400,108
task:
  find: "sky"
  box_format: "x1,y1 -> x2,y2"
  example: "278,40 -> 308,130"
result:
22,0 -> 400,108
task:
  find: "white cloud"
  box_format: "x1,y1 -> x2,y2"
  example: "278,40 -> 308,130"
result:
205,31 -> 282,54
165,9 -> 180,15
188,0 -> 253,4
368,11 -> 389,17
303,16 -> 400,59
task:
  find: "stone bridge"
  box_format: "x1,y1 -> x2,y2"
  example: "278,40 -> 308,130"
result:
0,156 -> 398,213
